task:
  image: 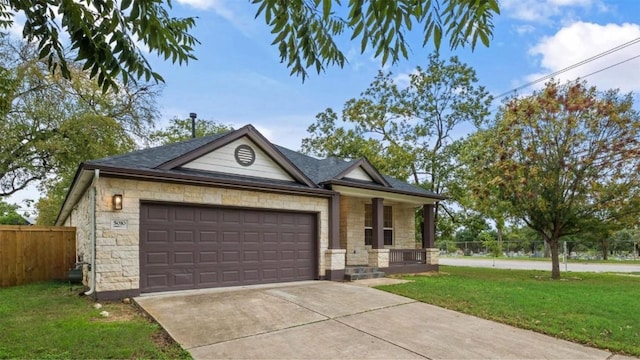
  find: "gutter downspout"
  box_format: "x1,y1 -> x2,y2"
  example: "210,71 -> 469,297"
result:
84,169 -> 99,296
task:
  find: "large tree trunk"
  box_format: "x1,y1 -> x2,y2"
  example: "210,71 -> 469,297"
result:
601,239 -> 609,260
549,238 -> 561,279
543,239 -> 551,258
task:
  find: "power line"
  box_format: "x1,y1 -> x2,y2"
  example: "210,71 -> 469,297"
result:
495,36 -> 640,100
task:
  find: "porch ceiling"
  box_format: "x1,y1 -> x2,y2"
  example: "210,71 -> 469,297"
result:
332,185 -> 439,206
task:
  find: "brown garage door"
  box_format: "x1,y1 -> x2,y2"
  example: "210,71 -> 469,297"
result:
139,202 -> 317,293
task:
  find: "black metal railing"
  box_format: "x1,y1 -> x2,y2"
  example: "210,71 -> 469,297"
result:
389,249 -> 426,265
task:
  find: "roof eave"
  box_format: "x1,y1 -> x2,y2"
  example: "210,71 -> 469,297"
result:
83,164 -> 335,197
322,179 -> 446,201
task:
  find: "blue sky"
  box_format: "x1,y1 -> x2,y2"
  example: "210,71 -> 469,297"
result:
149,0 -> 640,150
7,0 -> 640,211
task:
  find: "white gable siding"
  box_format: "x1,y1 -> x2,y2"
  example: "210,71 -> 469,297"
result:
343,166 -> 374,182
182,137 -> 295,181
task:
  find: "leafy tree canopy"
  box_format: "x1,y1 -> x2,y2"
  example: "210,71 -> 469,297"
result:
0,0 -> 499,90
0,199 -> 28,225
302,53 -> 492,230
463,80 -> 640,278
0,38 -> 159,224
149,117 -> 234,146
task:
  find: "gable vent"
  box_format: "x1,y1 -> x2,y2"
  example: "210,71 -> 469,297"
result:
234,144 -> 256,166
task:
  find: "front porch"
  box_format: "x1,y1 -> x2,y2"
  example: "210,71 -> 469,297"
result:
324,191 -> 440,281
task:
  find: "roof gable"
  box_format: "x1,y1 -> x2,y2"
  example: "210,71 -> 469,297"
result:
157,125 -> 317,188
181,137 -> 295,182
333,158 -> 390,187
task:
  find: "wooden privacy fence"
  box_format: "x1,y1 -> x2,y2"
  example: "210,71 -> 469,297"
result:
0,226 -> 76,287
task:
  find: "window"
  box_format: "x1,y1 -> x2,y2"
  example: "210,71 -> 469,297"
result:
364,204 -> 393,246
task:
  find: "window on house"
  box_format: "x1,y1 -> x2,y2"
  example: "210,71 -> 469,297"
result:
364,204 -> 393,246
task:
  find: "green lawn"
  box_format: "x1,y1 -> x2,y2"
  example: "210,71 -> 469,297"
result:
0,282 -> 190,359
379,266 -> 640,356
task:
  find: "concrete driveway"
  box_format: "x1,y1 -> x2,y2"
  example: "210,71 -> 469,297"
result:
136,281 -> 635,359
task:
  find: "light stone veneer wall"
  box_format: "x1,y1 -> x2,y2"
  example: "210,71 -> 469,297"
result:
340,196 -> 418,266
80,177 -> 329,293
63,188 -> 92,284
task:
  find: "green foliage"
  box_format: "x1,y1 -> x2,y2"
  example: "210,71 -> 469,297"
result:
302,53 -> 492,232
463,80 -> 640,278
479,230 -> 501,257
0,282 -> 189,359
0,0 -> 198,92
380,267 -> 640,356
254,0 -> 499,80
0,200 -> 27,225
1,0 -> 499,89
0,38 -> 158,223
149,117 -> 234,145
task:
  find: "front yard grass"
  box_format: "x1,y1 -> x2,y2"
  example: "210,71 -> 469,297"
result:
379,266 -> 640,356
0,281 -> 190,359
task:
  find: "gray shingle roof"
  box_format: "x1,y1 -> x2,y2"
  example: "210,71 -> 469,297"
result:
87,132 -> 230,169
85,128 -> 441,199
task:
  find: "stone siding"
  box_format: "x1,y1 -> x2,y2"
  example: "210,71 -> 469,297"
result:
85,177 -> 329,293
340,196 -> 419,266
340,196 -> 368,265
64,188 -> 92,286
393,206 -> 417,249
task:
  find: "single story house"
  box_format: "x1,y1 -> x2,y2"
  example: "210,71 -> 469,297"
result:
56,125 -> 443,299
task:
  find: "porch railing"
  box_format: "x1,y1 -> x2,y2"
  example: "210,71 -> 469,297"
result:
389,249 -> 426,265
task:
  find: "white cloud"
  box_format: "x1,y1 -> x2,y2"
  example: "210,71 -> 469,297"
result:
526,22 -> 640,93
514,24 -> 536,35
392,69 -> 418,88
175,0 -> 257,38
501,0 -> 607,23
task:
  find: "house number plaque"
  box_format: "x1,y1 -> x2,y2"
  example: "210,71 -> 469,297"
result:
111,219 -> 128,230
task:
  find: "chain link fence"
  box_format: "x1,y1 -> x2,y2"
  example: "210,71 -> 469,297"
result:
437,240 -> 640,261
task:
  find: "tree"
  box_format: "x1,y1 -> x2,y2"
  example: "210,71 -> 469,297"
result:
302,53 -> 492,231
0,38 -> 158,200
0,38 -> 159,224
0,200 -> 27,225
465,80 -> 640,279
0,0 -> 500,90
35,115 -> 138,225
149,117 -> 233,146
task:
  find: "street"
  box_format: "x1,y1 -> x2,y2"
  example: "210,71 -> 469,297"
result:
439,257 -> 640,273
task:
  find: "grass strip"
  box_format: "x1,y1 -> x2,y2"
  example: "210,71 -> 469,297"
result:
0,281 -> 190,359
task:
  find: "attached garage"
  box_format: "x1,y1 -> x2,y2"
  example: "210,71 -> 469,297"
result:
57,125 -> 442,300
139,202 -> 317,293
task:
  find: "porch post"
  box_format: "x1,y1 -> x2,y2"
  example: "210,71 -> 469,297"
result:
325,192 -> 346,281
422,204 -> 435,248
329,193 -> 340,249
422,203 -> 439,267
372,198 -> 384,249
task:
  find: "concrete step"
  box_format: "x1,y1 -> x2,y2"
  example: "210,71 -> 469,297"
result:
344,271 -> 386,281
344,266 -> 380,275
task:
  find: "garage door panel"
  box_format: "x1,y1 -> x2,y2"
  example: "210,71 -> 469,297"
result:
263,251 -> 278,261
173,252 -> 194,264
146,252 -> 169,265
146,207 -> 169,221
200,231 -> 218,242
174,208 -> 196,222
199,251 -> 218,263
174,230 -> 195,242
140,203 -> 317,293
146,230 -> 169,243
174,272 -> 194,286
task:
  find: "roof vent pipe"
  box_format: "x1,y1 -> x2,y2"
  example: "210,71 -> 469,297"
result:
189,112 -> 197,138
